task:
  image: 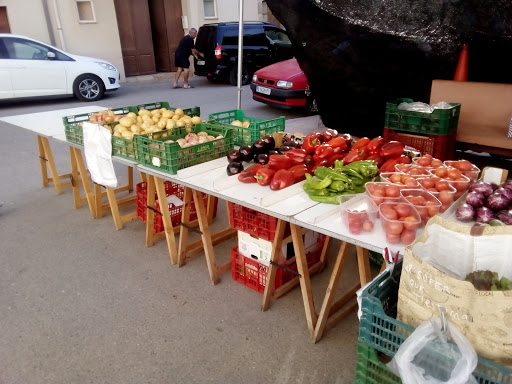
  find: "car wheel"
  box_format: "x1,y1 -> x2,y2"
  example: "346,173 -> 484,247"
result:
229,65 -> 250,86
73,74 -> 105,102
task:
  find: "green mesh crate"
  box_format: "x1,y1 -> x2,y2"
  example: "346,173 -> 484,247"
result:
62,106 -> 132,146
358,262 -> 512,384
208,109 -> 285,146
384,98 -> 461,135
130,101 -> 200,118
135,122 -> 233,174
355,342 -> 400,384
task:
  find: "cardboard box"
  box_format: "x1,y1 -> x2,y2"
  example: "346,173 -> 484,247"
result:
237,230 -> 323,266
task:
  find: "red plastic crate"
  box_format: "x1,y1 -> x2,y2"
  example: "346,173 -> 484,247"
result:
228,202 -> 291,241
136,181 -> 213,233
231,244 -> 323,294
383,127 -> 456,161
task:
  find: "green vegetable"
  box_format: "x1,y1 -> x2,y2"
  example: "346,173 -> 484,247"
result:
305,173 -> 332,189
303,184 -> 330,196
465,270 -> 512,291
314,166 -> 350,182
329,180 -> 346,192
307,194 -> 341,204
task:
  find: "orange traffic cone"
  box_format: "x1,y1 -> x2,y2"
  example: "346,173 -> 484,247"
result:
454,44 -> 468,81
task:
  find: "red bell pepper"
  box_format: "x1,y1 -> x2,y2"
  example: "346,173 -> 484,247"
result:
238,163 -> 262,183
379,158 -> 401,173
343,148 -> 369,164
321,128 -> 339,142
268,154 -> 292,170
366,153 -> 385,168
338,133 -> 353,148
311,159 -> 332,172
367,136 -> 387,154
397,154 -> 411,164
270,169 -> 296,191
379,141 -> 405,159
254,166 -> 276,186
327,152 -> 348,164
351,137 -> 370,151
326,137 -> 347,153
313,143 -> 335,162
302,132 -> 323,154
288,164 -> 308,182
284,148 -> 308,165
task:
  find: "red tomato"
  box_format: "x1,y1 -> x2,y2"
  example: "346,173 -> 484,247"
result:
435,167 -> 448,178
430,159 -> 443,168
367,183 -> 376,194
416,157 -> 431,167
401,229 -> 416,245
403,216 -> 419,231
438,190 -> 453,205
453,178 -> 470,191
389,174 -> 402,183
385,185 -> 400,198
456,160 -> 473,171
420,178 -> 435,189
447,168 -> 462,180
404,178 -> 419,188
425,201 -> 440,217
395,203 -> 412,218
408,168 -> 424,176
386,232 -> 401,244
387,221 -> 404,235
440,204 -> 451,213
362,220 -> 374,232
435,180 -> 451,191
382,209 -> 398,221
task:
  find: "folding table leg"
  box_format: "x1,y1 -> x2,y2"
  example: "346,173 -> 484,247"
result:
290,223 -> 318,339
261,219 -> 287,311
154,176 -> 178,265
178,186 -> 193,267
38,136 -> 72,194
71,147 -> 95,219
356,246 -> 372,287
69,147 -> 82,210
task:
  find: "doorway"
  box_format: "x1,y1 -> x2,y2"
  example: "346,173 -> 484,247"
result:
114,0 -> 184,76
0,7 -> 10,33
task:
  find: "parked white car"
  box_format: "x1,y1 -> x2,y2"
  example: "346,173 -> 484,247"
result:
0,34 -> 120,102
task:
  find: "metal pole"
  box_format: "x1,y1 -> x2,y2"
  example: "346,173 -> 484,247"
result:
237,0 -> 244,109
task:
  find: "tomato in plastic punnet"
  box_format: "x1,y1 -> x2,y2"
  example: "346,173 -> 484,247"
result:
438,190 -> 453,205
420,177 -> 435,189
435,180 -> 451,192
385,185 -> 400,198
400,229 -> 416,245
454,159 -> 473,171
402,216 -> 419,231
431,159 -> 443,168
395,203 -> 412,218
416,157 -> 431,167
435,167 -> 448,178
447,168 -> 462,180
386,232 -> 401,244
404,177 -> 419,188
389,174 -> 402,184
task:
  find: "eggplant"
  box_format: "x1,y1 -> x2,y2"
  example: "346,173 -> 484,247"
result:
277,145 -> 294,154
262,135 -> 276,150
255,153 -> 269,166
268,149 -> 279,156
226,161 -> 244,176
227,149 -> 242,163
251,139 -> 267,156
238,146 -> 253,162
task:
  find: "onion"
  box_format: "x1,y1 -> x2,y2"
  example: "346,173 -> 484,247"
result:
495,187 -> 512,201
465,191 -> 485,208
486,192 -> 510,211
455,203 -> 475,222
502,181 -> 512,192
496,209 -> 512,225
468,181 -> 494,197
475,206 -> 494,224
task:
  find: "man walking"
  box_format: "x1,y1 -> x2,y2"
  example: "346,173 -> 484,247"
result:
173,28 -> 204,89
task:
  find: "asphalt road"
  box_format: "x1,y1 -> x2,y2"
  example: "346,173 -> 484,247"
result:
0,77 -> 363,384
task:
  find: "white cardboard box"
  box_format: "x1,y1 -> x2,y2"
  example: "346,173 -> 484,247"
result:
237,230 -> 322,266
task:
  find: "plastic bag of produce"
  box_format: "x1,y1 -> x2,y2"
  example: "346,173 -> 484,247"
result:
398,215 -> 512,366
83,122 -> 118,188
388,315 -> 478,384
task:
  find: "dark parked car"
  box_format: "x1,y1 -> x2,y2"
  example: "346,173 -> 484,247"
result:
250,58 -> 317,114
194,21 -> 294,85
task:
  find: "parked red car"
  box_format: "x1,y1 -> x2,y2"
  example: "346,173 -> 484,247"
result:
250,58 -> 317,114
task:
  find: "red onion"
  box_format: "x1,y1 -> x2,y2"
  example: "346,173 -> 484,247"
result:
475,206 -> 494,224
465,191 -> 485,208
487,192 -> 510,211
496,209 -> 512,225
468,181 -> 494,197
456,203 -> 475,222
495,187 -> 512,201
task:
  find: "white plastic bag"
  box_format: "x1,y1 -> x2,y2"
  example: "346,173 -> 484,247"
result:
83,122 -> 118,188
388,316 -> 478,384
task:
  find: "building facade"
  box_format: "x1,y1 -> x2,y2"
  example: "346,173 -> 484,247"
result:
0,0 -> 276,81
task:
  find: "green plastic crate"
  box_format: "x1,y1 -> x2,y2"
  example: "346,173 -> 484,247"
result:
384,98 -> 461,135
358,262 -> 512,384
135,122 -> 233,174
355,342 -> 400,384
130,101 -> 200,118
208,109 -> 285,146
62,106 -> 131,146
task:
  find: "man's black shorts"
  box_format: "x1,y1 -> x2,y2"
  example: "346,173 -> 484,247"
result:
175,54 -> 190,69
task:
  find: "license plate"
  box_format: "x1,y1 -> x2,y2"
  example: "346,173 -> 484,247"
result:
197,60 -> 205,65
256,86 -> 271,95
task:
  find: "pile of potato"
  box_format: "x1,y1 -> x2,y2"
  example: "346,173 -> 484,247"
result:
85,108 -> 201,141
